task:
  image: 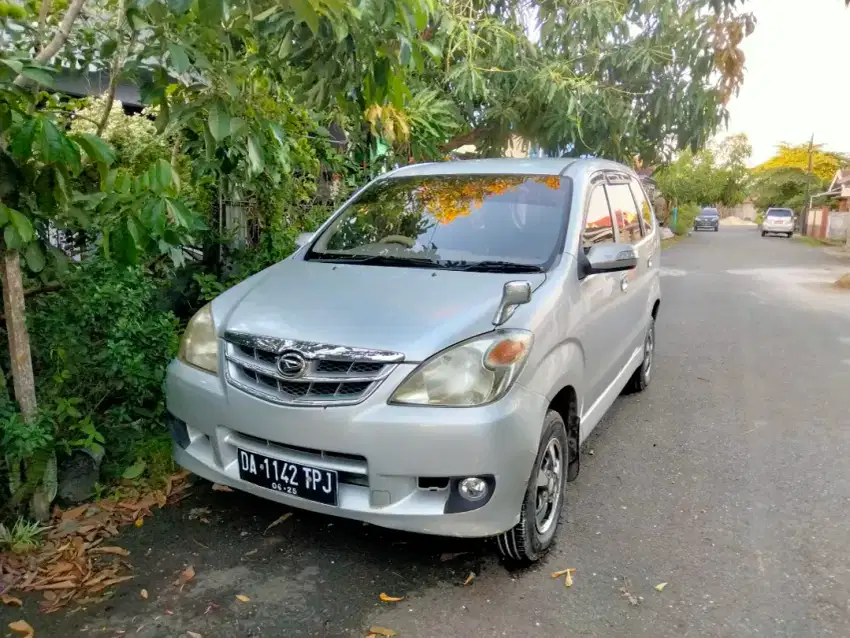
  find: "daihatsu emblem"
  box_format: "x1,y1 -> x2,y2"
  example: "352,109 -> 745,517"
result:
277,352 -> 307,379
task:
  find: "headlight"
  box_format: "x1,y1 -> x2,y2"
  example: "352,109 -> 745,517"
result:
178,303 -> 218,374
390,330 -> 533,407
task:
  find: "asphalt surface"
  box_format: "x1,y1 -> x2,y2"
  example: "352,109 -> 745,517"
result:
6,226 -> 850,637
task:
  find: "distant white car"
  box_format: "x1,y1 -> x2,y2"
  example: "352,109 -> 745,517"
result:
761,208 -> 795,238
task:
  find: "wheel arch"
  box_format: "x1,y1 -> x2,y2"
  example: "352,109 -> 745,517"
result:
548,386 -> 580,482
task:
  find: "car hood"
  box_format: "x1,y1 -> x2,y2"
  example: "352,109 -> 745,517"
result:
217,259 -> 547,362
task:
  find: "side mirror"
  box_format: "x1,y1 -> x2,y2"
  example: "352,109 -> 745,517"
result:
492,280 -> 532,326
295,231 -> 315,250
585,243 -> 638,275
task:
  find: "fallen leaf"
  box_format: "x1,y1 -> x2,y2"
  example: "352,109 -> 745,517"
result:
379,593 -> 404,602
61,504 -> 90,521
1,594 -> 23,607
187,632 -> 203,638
655,582 -> 668,592
212,483 -> 233,492
90,546 -> 130,556
8,620 -> 34,637
463,572 -> 475,586
551,568 -> 576,579
134,519 -> 144,528
368,626 -> 397,637
188,507 -> 211,521
565,570 -> 573,588
180,566 -> 195,585
235,594 -> 250,603
243,549 -> 258,557
263,512 -> 292,534
122,460 -> 147,480
140,589 -> 149,600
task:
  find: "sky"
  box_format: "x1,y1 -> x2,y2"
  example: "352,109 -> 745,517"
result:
723,0 -> 850,166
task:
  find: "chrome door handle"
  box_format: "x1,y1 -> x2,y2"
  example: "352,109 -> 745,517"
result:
647,256 -> 653,268
620,273 -> 630,292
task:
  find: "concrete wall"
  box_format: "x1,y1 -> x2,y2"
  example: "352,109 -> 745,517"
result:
724,202 -> 757,220
827,211 -> 850,241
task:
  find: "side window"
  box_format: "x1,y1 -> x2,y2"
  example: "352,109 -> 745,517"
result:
606,182 -> 643,244
582,185 -> 615,249
630,179 -> 654,234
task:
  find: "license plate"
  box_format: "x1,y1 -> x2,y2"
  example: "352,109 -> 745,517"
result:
237,448 -> 338,506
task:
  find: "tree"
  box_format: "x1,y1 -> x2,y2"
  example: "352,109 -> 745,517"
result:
653,134 -> 752,208
754,143 -> 847,183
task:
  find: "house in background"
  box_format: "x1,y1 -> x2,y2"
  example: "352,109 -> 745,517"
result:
826,169 -> 850,212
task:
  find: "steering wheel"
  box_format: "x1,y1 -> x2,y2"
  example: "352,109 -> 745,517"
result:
376,235 -> 416,248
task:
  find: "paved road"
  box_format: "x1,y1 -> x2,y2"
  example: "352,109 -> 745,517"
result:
8,227 -> 850,637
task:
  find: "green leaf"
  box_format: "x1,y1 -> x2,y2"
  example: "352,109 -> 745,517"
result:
122,460 -> 147,480
152,159 -> 173,192
0,204 -> 8,225
1,59 -> 23,73
38,119 -> 80,171
168,0 -> 192,14
290,0 -> 319,33
72,133 -> 116,166
207,103 -> 230,141
155,97 -> 170,134
198,0 -> 223,24
21,66 -> 54,87
203,122 -> 216,160
9,118 -> 38,159
167,42 -> 191,74
229,117 -> 247,137
4,225 -> 22,250
253,6 -> 278,20
9,209 -> 34,243
100,39 -> 117,59
247,135 -> 264,173
24,242 -> 45,273
165,198 -> 193,227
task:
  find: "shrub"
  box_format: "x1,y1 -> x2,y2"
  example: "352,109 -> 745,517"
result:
672,203 -> 701,235
25,259 -> 180,474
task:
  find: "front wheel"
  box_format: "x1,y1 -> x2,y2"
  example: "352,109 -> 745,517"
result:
761,231 -> 767,237
496,411 -> 567,565
714,226 -> 719,232
786,233 -> 793,238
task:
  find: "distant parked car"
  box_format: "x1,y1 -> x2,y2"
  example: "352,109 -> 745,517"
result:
694,208 -> 720,232
761,208 -> 794,238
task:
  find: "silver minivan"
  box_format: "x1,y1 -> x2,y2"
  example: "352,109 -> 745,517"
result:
167,158 -> 661,563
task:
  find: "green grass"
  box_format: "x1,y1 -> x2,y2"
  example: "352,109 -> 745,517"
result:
0,517 -> 49,554
794,235 -> 840,248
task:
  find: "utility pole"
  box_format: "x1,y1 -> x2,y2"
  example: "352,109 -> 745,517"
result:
801,134 -> 814,236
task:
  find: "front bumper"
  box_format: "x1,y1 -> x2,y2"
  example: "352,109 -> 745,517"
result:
166,359 -> 548,538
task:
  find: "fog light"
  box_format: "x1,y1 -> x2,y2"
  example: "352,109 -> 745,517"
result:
459,477 -> 488,502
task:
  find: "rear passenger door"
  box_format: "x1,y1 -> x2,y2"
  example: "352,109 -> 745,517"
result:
605,172 -> 656,372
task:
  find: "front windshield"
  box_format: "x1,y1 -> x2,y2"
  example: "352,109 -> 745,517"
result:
701,209 -> 719,217
306,174 -> 572,271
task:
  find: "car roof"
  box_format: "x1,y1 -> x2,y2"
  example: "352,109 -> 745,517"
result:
384,157 -> 633,178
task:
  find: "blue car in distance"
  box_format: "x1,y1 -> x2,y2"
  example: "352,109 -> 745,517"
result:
694,207 -> 720,232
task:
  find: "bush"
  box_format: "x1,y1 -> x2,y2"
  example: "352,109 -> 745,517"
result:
672,203 -> 701,235
24,259 -> 180,476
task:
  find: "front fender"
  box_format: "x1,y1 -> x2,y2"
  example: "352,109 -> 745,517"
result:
520,337 -> 585,414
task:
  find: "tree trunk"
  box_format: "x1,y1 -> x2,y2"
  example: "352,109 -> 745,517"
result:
13,0 -> 87,88
95,0 -> 133,136
0,247 -> 37,422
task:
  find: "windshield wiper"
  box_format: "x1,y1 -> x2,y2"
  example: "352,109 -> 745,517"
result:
308,254 -> 442,268
454,260 -> 544,273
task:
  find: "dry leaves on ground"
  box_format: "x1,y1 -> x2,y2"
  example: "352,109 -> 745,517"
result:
367,627 -> 397,637
2,594 -> 23,607
462,572 -> 475,586
8,619 -> 35,637
379,593 -> 404,602
175,565 -> 196,591
211,484 -> 233,492
0,471 -> 191,613
235,594 -> 250,603
263,512 -> 292,535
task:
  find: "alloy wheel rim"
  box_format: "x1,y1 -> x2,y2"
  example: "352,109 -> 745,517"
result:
534,438 -> 564,535
644,324 -> 654,380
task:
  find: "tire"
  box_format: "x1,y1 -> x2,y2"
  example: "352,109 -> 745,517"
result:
787,233 -> 793,238
761,231 -> 767,237
714,226 -> 719,232
496,411 -> 567,565
625,315 -> 655,393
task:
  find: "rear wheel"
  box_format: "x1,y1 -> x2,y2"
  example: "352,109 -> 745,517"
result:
496,411 -> 567,565
625,316 -> 655,393
786,233 -> 793,238
761,231 -> 767,237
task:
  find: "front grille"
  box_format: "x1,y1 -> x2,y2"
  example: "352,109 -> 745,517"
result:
223,332 -> 403,406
